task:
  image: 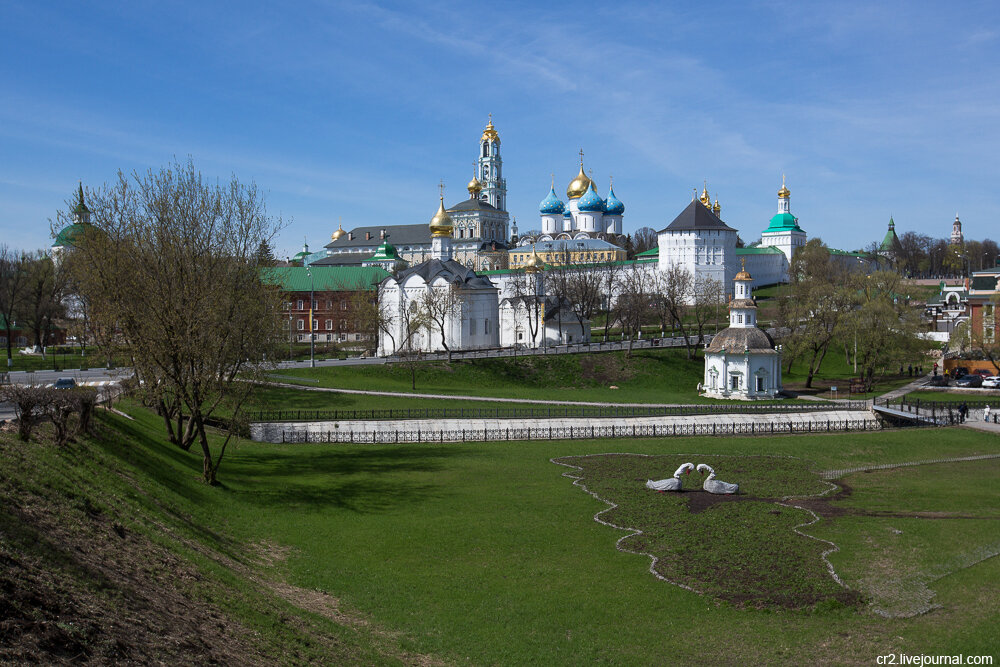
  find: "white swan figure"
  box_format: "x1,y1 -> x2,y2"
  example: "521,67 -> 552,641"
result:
696,463 -> 739,494
646,462 -> 695,492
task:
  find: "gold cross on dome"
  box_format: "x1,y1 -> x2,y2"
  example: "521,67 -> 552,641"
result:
741,257 -> 746,271
438,179 -> 445,200
579,148 -> 584,166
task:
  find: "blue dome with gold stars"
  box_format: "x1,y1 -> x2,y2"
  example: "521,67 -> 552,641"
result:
539,187 -> 565,215
577,182 -> 604,212
603,186 -> 625,215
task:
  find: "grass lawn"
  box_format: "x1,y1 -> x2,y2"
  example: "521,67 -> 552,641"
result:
7,402 -> 1000,663
782,346 -> 931,399
99,410 -> 1000,660
268,349 -> 809,405
243,384 -> 539,414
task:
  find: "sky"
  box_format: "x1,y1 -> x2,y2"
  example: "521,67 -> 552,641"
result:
2,1 -> 999,259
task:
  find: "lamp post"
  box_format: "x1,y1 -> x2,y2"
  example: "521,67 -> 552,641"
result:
306,266 -> 315,368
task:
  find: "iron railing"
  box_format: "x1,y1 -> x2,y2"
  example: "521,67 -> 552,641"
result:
264,418 -> 885,444
249,400 -> 870,423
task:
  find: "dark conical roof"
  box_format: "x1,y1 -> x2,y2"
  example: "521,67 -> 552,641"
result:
659,200 -> 737,234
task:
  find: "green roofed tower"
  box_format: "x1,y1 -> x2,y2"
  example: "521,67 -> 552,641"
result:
760,175 -> 806,268
879,217 -> 903,260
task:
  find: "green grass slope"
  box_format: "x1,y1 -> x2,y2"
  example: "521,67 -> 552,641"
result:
5,401 -> 1000,664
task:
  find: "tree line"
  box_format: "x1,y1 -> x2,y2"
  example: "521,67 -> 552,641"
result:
0,245 -> 68,366
892,231 -> 998,277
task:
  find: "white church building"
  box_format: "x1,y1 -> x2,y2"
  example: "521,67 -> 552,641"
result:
377,197 -> 499,356
701,261 -> 782,399
498,247 -> 591,348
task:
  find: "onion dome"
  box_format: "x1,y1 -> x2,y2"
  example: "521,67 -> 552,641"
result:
429,196 -> 454,237
712,198 -> 721,216
577,182 -> 604,212
481,114 -> 500,144
603,185 -> 625,215
524,246 -> 544,273
566,164 -> 594,199
539,186 -> 565,214
330,222 -> 346,242
778,175 -> 790,199
700,184 -> 711,208
467,175 -> 483,196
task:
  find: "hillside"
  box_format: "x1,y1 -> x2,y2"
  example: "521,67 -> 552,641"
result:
0,414 -> 431,665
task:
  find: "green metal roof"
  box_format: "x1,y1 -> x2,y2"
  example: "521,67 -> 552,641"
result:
763,212 -> 802,233
735,246 -> 783,255
634,247 -> 659,258
261,266 -> 389,292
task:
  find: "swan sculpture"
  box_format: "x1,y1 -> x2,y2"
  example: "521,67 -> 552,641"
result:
696,464 -> 739,494
646,462 -> 695,492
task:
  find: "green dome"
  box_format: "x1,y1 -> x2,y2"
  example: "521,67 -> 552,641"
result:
53,222 -> 89,248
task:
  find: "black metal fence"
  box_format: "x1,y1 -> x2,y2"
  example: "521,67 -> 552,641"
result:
264,418 -> 884,444
249,400 -> 871,423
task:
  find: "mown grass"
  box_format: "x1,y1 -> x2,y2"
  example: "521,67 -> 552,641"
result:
805,460 -> 1000,620
7,404 -> 1000,663
268,349 -> 812,405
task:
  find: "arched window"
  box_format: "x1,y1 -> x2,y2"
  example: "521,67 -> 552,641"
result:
482,143 -> 488,158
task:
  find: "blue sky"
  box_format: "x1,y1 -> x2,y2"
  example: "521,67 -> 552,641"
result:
2,1 -> 999,258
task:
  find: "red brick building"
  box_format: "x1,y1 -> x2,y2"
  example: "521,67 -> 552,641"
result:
263,266 -> 389,345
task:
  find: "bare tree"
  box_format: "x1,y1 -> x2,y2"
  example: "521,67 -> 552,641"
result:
17,252 -> 67,354
653,264 -> 697,359
632,227 -> 658,255
418,283 -> 461,361
0,245 -> 29,367
397,293 -> 429,389
616,264 -> 649,358
63,160 -> 285,484
691,276 -> 724,346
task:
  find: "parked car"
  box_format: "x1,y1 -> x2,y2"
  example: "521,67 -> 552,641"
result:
973,369 -> 992,377
982,376 -> 1000,389
953,366 -> 970,378
953,374 -> 983,388
926,375 -> 949,387
53,377 -> 77,389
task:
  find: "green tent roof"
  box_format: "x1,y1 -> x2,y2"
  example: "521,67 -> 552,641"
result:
763,212 -> 802,233
261,266 -> 389,292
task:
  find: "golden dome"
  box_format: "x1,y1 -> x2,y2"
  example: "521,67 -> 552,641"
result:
712,198 -> 721,215
481,114 -> 500,144
429,196 -> 453,237
700,184 -> 711,207
467,175 -> 483,195
567,164 -> 594,199
778,174 -> 790,198
330,222 -> 346,242
524,246 -> 544,273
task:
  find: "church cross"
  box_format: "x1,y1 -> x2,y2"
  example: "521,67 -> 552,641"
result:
579,148 -> 584,166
